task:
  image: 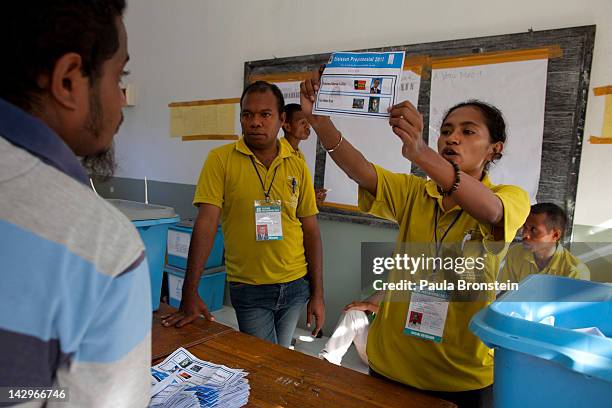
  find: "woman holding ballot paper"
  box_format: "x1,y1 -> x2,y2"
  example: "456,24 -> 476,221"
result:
301,69 -> 529,407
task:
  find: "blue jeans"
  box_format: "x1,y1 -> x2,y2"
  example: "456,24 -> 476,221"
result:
229,277 -> 310,348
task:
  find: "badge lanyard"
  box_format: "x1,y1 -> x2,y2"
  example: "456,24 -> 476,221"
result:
433,201 -> 463,260
402,201 -> 463,343
249,156 -> 279,201
250,156 -> 283,241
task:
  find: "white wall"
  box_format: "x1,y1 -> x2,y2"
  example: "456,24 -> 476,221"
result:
117,0 -> 612,226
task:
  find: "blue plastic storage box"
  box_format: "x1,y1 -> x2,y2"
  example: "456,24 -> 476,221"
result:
107,199 -> 179,311
470,275 -> 612,408
167,219 -> 224,270
165,264 -> 226,312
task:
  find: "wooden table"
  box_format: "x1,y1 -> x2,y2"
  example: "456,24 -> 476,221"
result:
152,304 -> 455,408
152,303 -> 234,360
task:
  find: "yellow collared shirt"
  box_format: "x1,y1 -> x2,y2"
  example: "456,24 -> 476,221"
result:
499,243 -> 590,282
280,137 -> 305,160
193,137 -> 318,284
359,164 -> 530,392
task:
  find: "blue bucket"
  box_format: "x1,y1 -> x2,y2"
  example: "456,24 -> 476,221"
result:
165,264 -> 226,312
470,275 -> 612,408
107,199 -> 179,311
167,221 -> 224,270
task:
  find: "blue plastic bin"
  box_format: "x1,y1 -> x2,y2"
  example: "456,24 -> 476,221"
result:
107,199 -> 179,311
470,275 -> 612,408
167,220 -> 224,270
165,264 -> 226,312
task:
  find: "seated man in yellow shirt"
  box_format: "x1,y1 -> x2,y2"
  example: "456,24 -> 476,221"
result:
499,203 -> 590,283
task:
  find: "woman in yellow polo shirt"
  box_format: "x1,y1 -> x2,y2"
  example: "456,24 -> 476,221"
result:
301,75 -> 529,407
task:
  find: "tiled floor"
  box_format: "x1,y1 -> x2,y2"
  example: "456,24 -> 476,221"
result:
211,306 -> 369,374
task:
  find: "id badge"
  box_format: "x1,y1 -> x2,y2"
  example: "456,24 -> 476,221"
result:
404,290 -> 449,343
254,199 -> 283,241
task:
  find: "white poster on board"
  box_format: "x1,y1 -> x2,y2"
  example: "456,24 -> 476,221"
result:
324,70 -> 421,207
274,81 -> 317,182
429,59 -> 548,202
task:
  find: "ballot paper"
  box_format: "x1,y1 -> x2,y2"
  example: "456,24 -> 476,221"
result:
508,313 -> 607,338
509,311 -> 555,326
150,348 -> 249,408
572,327 -> 606,337
313,51 -> 405,119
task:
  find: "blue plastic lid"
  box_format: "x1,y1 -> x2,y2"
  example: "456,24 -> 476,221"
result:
177,218 -> 195,228
132,216 -> 179,227
107,199 -> 178,223
470,275 -> 612,382
170,219 -> 221,232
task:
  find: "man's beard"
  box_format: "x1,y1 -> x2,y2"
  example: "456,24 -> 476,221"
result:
80,85 -> 122,182
81,144 -> 116,182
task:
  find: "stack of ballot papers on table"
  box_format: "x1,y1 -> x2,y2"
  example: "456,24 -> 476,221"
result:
150,347 -> 249,408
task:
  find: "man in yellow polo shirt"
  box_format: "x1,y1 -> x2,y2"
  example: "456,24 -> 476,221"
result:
162,81 -> 325,348
281,103 -> 327,204
499,203 -> 590,282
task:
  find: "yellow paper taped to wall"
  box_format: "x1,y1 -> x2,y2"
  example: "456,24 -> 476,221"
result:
169,103 -> 236,137
589,87 -> 612,144
603,94 -> 612,138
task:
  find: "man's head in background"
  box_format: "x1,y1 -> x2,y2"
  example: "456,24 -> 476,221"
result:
0,0 -> 129,179
282,103 -> 328,204
282,103 -> 311,144
522,203 -> 567,252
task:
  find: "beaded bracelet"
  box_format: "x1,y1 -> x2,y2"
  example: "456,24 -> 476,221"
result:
438,161 -> 461,196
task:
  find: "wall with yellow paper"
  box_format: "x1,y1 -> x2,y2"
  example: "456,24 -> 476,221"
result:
604,95 -> 612,138
589,87 -> 612,143
168,99 -> 240,140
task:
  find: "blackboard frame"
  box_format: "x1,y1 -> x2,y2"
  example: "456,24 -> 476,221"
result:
244,25 -> 596,238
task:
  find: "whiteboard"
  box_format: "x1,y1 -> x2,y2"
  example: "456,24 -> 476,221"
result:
324,70 -> 421,207
429,59 -> 548,202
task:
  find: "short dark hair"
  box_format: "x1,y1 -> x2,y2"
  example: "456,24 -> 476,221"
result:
284,103 -> 302,122
442,100 -> 507,164
531,203 -> 567,235
0,0 -> 127,112
240,81 -> 285,115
